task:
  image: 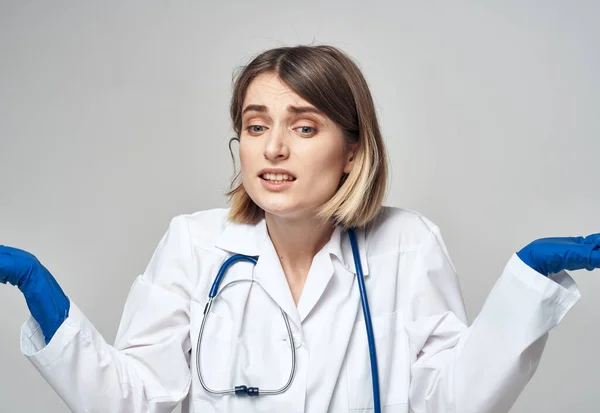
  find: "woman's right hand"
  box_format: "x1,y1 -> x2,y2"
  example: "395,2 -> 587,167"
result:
0,246 -> 70,344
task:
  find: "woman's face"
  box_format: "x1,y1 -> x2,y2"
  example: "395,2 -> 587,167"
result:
239,72 -> 355,221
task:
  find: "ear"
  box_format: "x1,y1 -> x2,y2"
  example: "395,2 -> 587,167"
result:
343,143 -> 359,174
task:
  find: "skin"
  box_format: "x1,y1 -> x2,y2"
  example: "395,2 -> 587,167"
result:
239,72 -> 357,305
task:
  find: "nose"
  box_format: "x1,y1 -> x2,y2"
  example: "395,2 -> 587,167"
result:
263,125 -> 290,161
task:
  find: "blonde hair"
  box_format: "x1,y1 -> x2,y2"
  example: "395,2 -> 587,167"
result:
227,45 -> 388,229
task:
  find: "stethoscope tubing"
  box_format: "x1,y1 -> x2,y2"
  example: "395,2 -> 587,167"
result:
348,228 -> 381,413
196,229 -> 381,413
197,258 -> 296,396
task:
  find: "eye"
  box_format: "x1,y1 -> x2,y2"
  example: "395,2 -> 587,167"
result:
294,126 -> 317,137
246,125 -> 267,135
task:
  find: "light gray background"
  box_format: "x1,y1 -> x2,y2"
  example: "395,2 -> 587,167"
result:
1,1 -> 599,412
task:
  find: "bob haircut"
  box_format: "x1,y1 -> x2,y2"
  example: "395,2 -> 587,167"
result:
227,44 -> 388,229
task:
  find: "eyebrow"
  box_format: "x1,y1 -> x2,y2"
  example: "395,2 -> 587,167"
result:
242,104 -> 324,117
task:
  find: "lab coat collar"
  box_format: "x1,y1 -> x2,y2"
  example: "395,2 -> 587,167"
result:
214,218 -> 266,257
326,225 -> 370,276
214,217 -> 369,329
214,217 -> 370,277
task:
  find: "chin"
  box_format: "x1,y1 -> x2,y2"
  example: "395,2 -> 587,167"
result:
250,198 -> 296,217
257,202 -> 297,217
247,188 -> 324,220
262,203 -> 324,223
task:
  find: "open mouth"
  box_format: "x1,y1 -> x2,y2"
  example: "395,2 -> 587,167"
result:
259,172 -> 297,183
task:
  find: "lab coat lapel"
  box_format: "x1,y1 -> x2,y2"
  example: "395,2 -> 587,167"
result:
213,217 -> 371,331
214,217 -> 302,331
298,225 -> 369,323
301,229 -> 364,409
297,249 -> 334,323
253,240 -> 302,331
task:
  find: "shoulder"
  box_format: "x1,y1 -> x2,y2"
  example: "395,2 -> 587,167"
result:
364,206 -> 441,255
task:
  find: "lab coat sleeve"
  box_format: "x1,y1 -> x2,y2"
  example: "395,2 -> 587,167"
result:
19,215 -> 195,413
405,224 -> 580,413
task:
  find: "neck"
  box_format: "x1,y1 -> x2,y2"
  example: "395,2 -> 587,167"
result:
264,212 -> 335,303
265,212 -> 335,265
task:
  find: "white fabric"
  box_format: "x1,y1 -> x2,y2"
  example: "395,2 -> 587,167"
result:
20,207 -> 580,413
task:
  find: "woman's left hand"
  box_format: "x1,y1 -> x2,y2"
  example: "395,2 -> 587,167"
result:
517,233 -> 600,276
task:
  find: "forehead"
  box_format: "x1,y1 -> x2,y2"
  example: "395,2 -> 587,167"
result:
244,73 -> 310,108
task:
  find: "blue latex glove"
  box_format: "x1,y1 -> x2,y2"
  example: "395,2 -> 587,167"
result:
517,233 -> 600,276
0,245 -> 70,344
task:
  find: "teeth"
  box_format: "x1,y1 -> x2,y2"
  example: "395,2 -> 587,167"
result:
262,173 -> 294,181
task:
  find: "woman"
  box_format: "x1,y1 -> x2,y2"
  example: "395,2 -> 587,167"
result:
1,45 -> 599,413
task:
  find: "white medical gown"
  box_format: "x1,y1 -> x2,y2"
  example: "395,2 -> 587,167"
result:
20,207 -> 580,412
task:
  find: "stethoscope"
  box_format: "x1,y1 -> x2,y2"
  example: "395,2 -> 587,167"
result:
196,228 -> 382,413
